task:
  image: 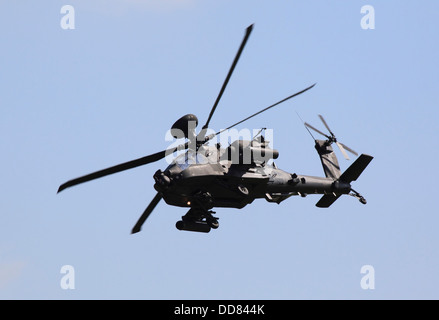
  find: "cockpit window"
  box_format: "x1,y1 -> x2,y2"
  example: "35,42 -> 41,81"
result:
167,150 -> 208,171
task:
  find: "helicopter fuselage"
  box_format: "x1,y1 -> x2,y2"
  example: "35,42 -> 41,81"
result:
57,23 -> 373,234
153,144 -> 351,211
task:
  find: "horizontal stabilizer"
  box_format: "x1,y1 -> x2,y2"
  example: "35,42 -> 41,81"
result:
339,154 -> 373,183
316,194 -> 341,208
316,154 -> 373,208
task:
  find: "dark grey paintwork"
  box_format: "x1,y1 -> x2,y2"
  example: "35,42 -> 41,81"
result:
155,141 -> 372,209
152,137 -> 373,233
57,24 -> 373,234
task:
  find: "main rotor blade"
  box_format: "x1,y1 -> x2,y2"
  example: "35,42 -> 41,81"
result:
214,83 -> 316,136
131,192 -> 162,234
336,141 -> 350,160
339,142 -> 358,157
304,122 -> 331,139
57,142 -> 188,193
318,114 -> 333,135
202,24 -> 254,131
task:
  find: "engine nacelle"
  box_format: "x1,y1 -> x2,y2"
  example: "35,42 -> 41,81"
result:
225,140 -> 279,164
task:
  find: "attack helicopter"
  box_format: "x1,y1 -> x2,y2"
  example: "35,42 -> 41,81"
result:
57,24 -> 373,233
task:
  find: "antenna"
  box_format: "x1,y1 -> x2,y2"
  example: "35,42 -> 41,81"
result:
295,111 -> 315,141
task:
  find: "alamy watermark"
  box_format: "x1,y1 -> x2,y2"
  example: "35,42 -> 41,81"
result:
360,265 -> 375,290
164,123 -> 276,166
59,5 -> 374,31
60,265 -> 75,290
361,5 -> 375,30
60,5 -> 75,30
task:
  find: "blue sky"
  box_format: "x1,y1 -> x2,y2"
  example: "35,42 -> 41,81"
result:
1,1 -> 438,299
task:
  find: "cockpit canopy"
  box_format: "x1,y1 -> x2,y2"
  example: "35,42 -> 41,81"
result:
172,150 -> 208,170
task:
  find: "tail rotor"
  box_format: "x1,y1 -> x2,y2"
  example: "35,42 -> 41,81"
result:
305,114 -> 358,160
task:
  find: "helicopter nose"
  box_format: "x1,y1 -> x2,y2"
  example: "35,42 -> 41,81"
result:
153,169 -> 171,192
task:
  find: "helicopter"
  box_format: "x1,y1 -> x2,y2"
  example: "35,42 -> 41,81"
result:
57,24 -> 373,234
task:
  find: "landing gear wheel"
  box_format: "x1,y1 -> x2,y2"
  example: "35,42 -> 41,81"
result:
359,197 -> 367,205
207,217 -> 219,229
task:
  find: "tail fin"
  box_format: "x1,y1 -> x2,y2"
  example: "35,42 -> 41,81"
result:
315,139 -> 341,180
316,154 -> 373,208
339,154 -> 373,183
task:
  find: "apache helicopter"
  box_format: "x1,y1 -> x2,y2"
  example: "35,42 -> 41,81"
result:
57,24 -> 373,233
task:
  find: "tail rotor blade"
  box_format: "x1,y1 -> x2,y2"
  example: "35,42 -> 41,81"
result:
306,114 -> 359,161
304,122 -> 330,139
318,114 -> 333,135
336,142 -> 350,160
339,142 -> 358,157
131,192 -> 163,234
316,114 -> 358,159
